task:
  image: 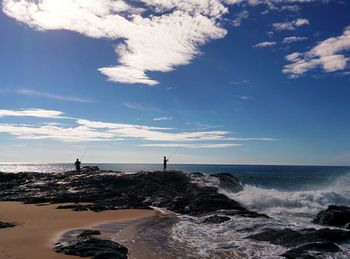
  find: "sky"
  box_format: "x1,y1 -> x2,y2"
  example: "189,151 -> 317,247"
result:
0,0 -> 350,165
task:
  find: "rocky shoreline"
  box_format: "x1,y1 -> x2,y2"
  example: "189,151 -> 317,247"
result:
0,169 -> 260,217
1,169 -> 349,258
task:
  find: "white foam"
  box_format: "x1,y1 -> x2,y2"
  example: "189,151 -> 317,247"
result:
189,173 -> 220,188
171,215 -> 288,258
224,173 -> 350,221
171,172 -> 350,258
149,206 -> 179,216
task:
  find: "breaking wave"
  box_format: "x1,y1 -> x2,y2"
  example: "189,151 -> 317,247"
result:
170,172 -> 350,258
227,172 -> 350,220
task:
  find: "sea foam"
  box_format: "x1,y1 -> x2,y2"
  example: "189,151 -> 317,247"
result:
170,172 -> 350,258
227,172 -> 350,220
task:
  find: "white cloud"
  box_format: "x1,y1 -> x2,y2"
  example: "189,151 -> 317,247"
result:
225,0 -> 318,6
280,5 -> 300,12
254,41 -> 276,48
139,143 -> 242,148
229,79 -> 251,85
285,52 -> 302,62
282,36 -> 307,44
320,55 -> 347,72
273,18 -> 309,31
17,89 -> 91,103
295,18 -> 309,26
153,117 -> 173,121
284,26 -> 350,77
78,118 -> 234,142
239,96 -> 254,100
232,10 -> 248,27
0,123 -> 117,142
2,0 -> 227,86
0,108 -> 64,119
0,108 -> 276,147
123,102 -> 160,112
2,0 -> 318,86
273,22 -> 295,31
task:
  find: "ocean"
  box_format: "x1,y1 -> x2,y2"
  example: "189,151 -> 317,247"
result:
1,163 -> 350,258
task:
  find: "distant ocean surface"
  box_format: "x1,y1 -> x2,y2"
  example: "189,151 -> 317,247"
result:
1,163 -> 350,257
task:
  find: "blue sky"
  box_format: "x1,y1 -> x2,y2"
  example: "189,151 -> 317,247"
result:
0,0 -> 349,165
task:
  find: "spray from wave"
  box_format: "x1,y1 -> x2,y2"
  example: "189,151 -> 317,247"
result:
226,173 -> 350,220
170,171 -> 350,258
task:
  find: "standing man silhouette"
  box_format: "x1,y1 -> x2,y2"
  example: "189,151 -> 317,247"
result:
75,158 -> 81,172
163,156 -> 168,172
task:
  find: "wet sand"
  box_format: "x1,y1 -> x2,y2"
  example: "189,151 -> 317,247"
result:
0,201 -> 155,259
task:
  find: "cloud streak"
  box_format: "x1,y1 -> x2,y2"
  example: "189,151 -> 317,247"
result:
232,10 -> 248,27
282,36 -> 307,44
153,117 -> 173,121
17,89 -> 91,103
254,41 -> 276,48
0,108 -> 275,148
139,143 -> 242,148
273,18 -> 309,31
0,108 -> 64,119
123,102 -> 160,112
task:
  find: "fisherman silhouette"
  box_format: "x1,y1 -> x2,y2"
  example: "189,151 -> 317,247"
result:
163,156 -> 168,172
75,159 -> 81,172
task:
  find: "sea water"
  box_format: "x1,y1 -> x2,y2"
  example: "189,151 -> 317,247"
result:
1,163 -> 350,258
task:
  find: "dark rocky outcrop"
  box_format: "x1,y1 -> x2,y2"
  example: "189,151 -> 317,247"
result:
312,205 -> 350,229
281,242 -> 340,259
249,228 -> 350,247
203,215 -> 231,224
0,221 -> 16,228
211,173 -> 243,193
55,229 -> 127,258
0,170 -> 251,217
82,166 -> 100,172
55,238 -> 128,259
249,228 -> 350,258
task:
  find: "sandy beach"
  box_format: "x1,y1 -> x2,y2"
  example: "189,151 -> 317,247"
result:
0,201 -> 155,259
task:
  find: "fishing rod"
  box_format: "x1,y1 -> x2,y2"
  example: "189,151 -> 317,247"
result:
167,145 -> 183,160
80,147 -> 87,162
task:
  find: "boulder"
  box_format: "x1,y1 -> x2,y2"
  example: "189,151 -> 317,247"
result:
249,228 -> 350,258
248,228 -> 350,247
281,241 -> 340,259
203,215 -> 231,224
54,238 -> 128,259
312,205 -> 350,229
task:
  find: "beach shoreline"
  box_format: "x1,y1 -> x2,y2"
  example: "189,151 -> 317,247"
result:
0,201 -> 155,259
1,169 -> 349,258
